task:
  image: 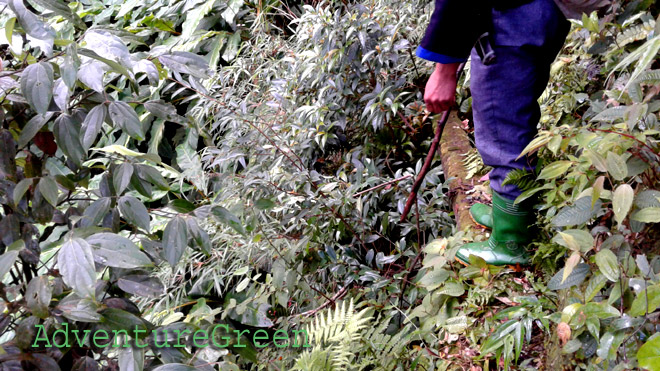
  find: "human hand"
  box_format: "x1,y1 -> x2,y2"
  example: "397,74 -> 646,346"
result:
423,62 -> 460,113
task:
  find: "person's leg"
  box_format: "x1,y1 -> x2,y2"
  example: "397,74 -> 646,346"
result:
472,0 -> 570,200
457,0 -> 569,265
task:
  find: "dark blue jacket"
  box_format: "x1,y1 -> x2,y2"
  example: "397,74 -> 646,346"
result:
416,0 -> 489,63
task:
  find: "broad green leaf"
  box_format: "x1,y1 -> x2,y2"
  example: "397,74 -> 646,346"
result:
437,281 -> 465,297
181,0 -> 214,40
254,198 -> 276,210
163,216 -> 188,267
37,176 -> 58,206
185,217 -> 211,255
113,163 -> 134,195
118,346 -> 145,371
612,184 -> 634,224
53,114 -> 85,166
79,197 -> 111,228
548,263 -> 590,290
25,276 -> 51,319
117,275 -> 164,297
222,32 -> 241,64
635,190 -> 660,208
538,161 -> 573,180
18,112 -> 53,148
418,267 -> 450,291
56,295 -> 101,323
20,62 -> 53,115
552,197 -> 601,227
595,249 -> 619,282
58,237 -> 96,298
554,229 -> 594,253
144,100 -> 186,124
0,250 -> 20,281
211,206 -> 244,235
77,61 -> 104,92
637,334 -> 660,371
631,207 -> 660,223
13,178 -> 32,205
135,164 -> 169,190
52,78 -> 70,111
27,0 -> 79,26
100,308 -> 148,335
83,30 -> 131,66
86,233 -> 152,268
78,48 -> 134,84
118,195 -> 151,232
629,284 -> 660,316
562,252 -> 581,283
221,0 -> 244,25
8,0 -> 55,55
60,55 -> 77,89
592,175 -> 605,208
606,152 -> 627,181
585,272 -> 608,302
444,315 -> 469,334
152,364 -> 198,371
134,59 -> 159,85
158,52 -> 210,79
4,18 -> 16,48
81,104 -> 106,150
108,101 -> 145,141
592,106 -> 626,122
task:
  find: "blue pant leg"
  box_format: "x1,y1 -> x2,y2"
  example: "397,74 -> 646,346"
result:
470,0 -> 569,200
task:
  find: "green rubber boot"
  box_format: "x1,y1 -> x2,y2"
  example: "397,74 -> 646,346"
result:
469,203 -> 493,229
456,191 -> 534,266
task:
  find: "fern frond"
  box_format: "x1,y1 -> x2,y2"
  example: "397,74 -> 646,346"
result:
501,168 -> 540,193
295,299 -> 373,371
616,23 -> 654,47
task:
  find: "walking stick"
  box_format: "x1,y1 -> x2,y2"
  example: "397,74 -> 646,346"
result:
400,62 -> 465,222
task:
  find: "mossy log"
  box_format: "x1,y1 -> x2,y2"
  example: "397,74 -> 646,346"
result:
438,112 -> 488,232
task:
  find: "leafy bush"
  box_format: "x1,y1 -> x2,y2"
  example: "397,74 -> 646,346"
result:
1,0 -> 659,369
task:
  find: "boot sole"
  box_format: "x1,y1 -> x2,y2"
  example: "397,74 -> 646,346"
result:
468,212 -> 491,230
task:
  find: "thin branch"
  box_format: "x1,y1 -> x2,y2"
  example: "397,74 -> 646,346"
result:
353,175 -> 411,197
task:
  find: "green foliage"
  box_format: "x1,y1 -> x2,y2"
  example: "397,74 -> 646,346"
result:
1,0 -> 658,369
293,300 -> 372,370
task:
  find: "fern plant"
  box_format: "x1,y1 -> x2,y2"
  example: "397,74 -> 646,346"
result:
501,168 -> 541,193
293,300 -> 372,371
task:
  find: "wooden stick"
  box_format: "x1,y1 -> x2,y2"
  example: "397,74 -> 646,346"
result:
400,63 -> 465,222
400,110 -> 451,222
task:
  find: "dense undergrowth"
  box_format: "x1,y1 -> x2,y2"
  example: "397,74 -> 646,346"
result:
0,0 -> 658,369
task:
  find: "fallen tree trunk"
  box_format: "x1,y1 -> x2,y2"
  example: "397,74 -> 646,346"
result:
438,112 -> 488,232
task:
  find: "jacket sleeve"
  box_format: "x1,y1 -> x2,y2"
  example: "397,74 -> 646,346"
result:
416,0 -> 488,63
